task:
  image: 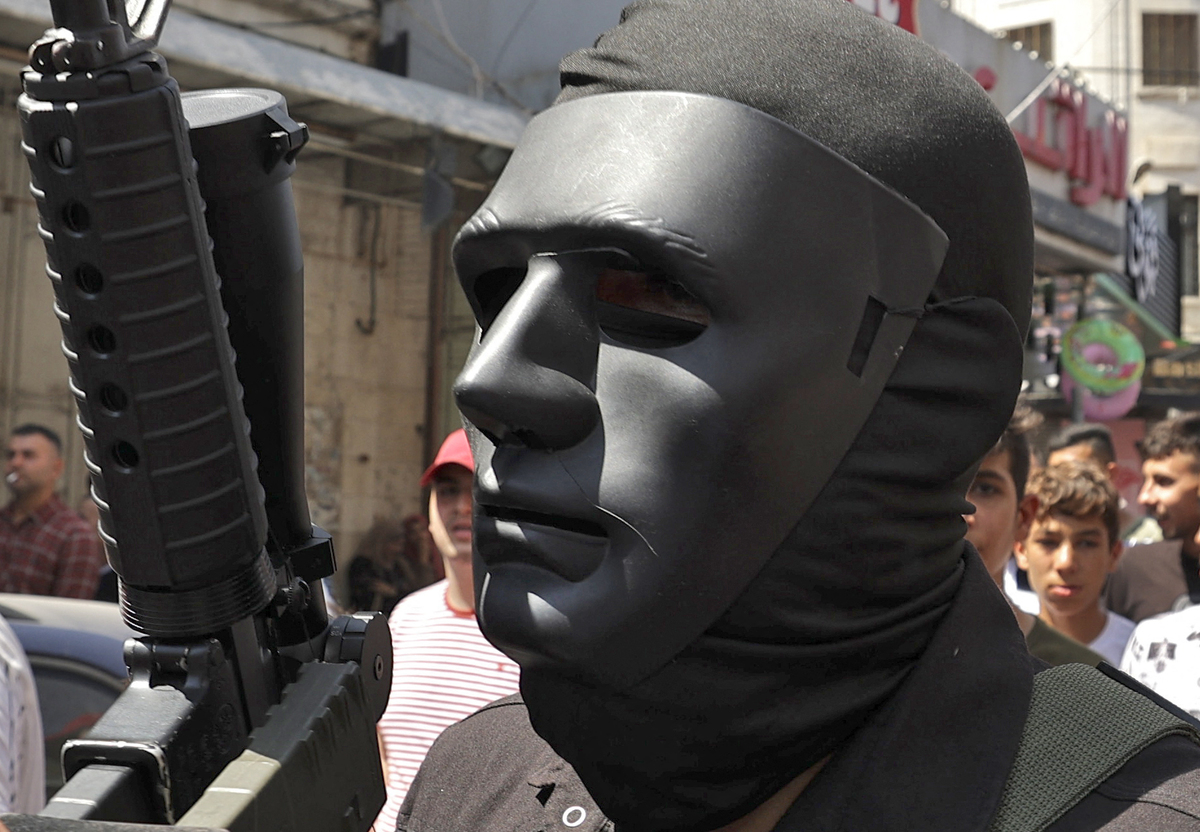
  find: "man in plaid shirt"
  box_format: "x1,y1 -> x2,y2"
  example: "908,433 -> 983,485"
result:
1,424 -> 104,599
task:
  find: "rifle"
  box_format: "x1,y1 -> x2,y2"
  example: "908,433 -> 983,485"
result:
4,1 -> 392,829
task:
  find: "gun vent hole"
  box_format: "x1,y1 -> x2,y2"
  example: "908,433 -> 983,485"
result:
75,264 -> 103,295
62,201 -> 90,232
112,441 -> 139,469
99,384 -> 128,414
87,326 -> 116,355
49,137 -> 74,169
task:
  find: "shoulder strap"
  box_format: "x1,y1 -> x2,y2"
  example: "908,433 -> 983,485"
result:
988,663 -> 1200,832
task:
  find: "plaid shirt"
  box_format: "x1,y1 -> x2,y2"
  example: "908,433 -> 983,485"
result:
0,494 -> 105,599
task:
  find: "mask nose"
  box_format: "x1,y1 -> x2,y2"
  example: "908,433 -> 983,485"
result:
454,253 -> 601,450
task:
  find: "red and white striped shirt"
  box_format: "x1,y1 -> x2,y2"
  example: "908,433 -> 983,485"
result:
374,580 -> 519,832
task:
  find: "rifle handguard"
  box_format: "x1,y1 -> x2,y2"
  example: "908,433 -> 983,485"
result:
20,51 -> 273,636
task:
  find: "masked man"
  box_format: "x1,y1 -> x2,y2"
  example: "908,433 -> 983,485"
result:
399,2 -> 1200,831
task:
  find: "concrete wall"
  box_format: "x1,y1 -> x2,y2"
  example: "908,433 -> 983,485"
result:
292,153 -> 436,553
0,76 -> 91,512
954,0 -> 1134,107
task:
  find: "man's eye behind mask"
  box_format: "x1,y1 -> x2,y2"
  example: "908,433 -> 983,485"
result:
470,249 -> 710,348
596,253 -> 709,348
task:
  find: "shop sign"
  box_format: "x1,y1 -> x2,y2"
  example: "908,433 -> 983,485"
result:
1111,193 -> 1180,337
1149,357 -> 1200,379
1060,318 -> 1145,420
1012,78 -> 1127,208
846,0 -> 918,34
1145,350 -> 1200,390
1126,199 -> 1160,305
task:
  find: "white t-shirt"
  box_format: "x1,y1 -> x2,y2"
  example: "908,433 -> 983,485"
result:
1088,611 -> 1135,666
373,580 -> 520,832
1003,558 -> 1040,615
1119,604 -> 1200,719
0,615 -> 44,813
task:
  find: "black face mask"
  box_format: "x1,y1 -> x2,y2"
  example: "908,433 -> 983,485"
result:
453,91 -> 949,688
451,91 -> 1026,831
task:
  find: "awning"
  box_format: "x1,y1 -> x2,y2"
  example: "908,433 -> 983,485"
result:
0,0 -> 529,149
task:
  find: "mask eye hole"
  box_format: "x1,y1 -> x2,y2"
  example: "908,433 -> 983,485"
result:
596,260 -> 710,349
473,265 -> 527,334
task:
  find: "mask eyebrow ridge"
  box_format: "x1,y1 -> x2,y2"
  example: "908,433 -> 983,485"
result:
576,200 -> 713,273
457,203 -> 714,274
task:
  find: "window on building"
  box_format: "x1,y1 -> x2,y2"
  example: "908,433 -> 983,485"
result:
1143,13 -> 1199,87
1004,22 -> 1053,62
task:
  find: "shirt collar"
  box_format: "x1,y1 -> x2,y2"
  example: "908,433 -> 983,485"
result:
1,493 -> 66,528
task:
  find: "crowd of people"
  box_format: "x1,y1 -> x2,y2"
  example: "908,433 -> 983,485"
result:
8,417 -> 1200,823
0,419 -> 511,824
967,410 -> 1200,719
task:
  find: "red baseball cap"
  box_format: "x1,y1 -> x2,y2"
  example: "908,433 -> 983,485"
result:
420,428 -> 474,487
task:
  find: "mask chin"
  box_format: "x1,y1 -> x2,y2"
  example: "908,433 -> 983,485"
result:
453,91 -> 952,688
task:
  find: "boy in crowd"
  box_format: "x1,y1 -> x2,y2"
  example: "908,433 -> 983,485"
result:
1108,412 -> 1200,621
1047,423 -> 1120,475
965,408 -> 1104,666
1047,422 -> 1148,541
1121,581 -> 1200,719
1015,461 -> 1134,665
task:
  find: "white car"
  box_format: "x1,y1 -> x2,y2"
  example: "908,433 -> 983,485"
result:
0,594 -> 133,802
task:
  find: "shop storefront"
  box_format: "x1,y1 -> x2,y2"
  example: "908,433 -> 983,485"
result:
854,0 -> 1198,500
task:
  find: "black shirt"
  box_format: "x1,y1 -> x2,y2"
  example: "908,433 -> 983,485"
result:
399,557 -> 1200,832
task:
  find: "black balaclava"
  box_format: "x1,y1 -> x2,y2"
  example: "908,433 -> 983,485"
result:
458,1 -> 1034,830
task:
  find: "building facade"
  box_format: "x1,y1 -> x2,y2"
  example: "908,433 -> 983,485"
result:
955,0 -> 1200,336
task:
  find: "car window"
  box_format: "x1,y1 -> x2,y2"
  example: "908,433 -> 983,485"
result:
28,656 -> 126,801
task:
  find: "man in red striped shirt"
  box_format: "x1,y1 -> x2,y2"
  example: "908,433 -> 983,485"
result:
1,424 -> 104,599
373,429 -> 519,832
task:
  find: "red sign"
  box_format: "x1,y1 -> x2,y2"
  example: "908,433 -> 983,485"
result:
847,0 -> 918,35
1012,78 -> 1128,207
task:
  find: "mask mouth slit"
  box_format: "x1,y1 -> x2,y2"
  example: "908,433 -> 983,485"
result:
482,503 -> 608,538
846,295 -> 887,378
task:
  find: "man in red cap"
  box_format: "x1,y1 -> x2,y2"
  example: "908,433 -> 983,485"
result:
419,428 -> 476,612
372,429 -> 519,832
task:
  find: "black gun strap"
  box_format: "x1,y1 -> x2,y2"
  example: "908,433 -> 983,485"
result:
989,662 -> 1200,832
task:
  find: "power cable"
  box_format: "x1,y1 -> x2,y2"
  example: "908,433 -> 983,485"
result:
491,0 -> 541,76
1006,0 -> 1126,123
399,0 -> 533,113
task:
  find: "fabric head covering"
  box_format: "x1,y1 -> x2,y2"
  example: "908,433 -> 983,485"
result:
517,2 -> 1033,830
